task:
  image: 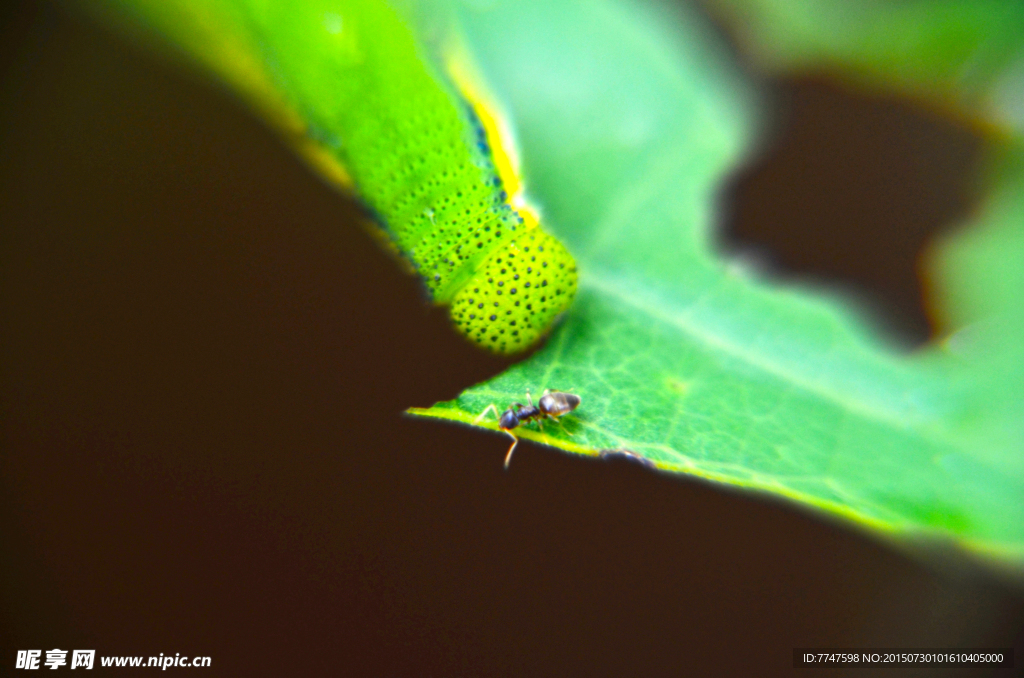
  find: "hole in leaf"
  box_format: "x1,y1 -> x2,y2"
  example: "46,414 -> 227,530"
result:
722,77 -> 985,345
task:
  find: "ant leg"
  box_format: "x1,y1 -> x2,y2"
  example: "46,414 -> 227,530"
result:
550,415 -> 574,436
503,431 -> 520,469
474,404 -> 499,424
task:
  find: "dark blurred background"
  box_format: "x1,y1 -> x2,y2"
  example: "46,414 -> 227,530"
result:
1,1 -> 1020,675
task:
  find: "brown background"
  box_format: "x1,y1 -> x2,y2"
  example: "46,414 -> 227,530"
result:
2,1 -> 1021,675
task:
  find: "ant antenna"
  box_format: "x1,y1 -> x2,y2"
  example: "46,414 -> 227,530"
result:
503,432 -> 519,469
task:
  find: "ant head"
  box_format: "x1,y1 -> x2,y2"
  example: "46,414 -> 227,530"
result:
499,408 -> 520,430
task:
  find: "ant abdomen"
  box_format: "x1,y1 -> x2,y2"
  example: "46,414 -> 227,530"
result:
538,391 -> 581,418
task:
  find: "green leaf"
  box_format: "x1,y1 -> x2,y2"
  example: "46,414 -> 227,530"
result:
410,0 -> 1024,563
89,0 -> 1024,562
706,0 -> 1024,107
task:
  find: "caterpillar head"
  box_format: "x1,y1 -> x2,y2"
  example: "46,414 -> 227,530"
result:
449,229 -> 577,354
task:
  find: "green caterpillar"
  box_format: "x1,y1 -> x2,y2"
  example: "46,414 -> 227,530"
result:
107,0 -> 577,353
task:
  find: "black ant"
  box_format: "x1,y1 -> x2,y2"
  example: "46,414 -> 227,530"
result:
475,389 -> 581,468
